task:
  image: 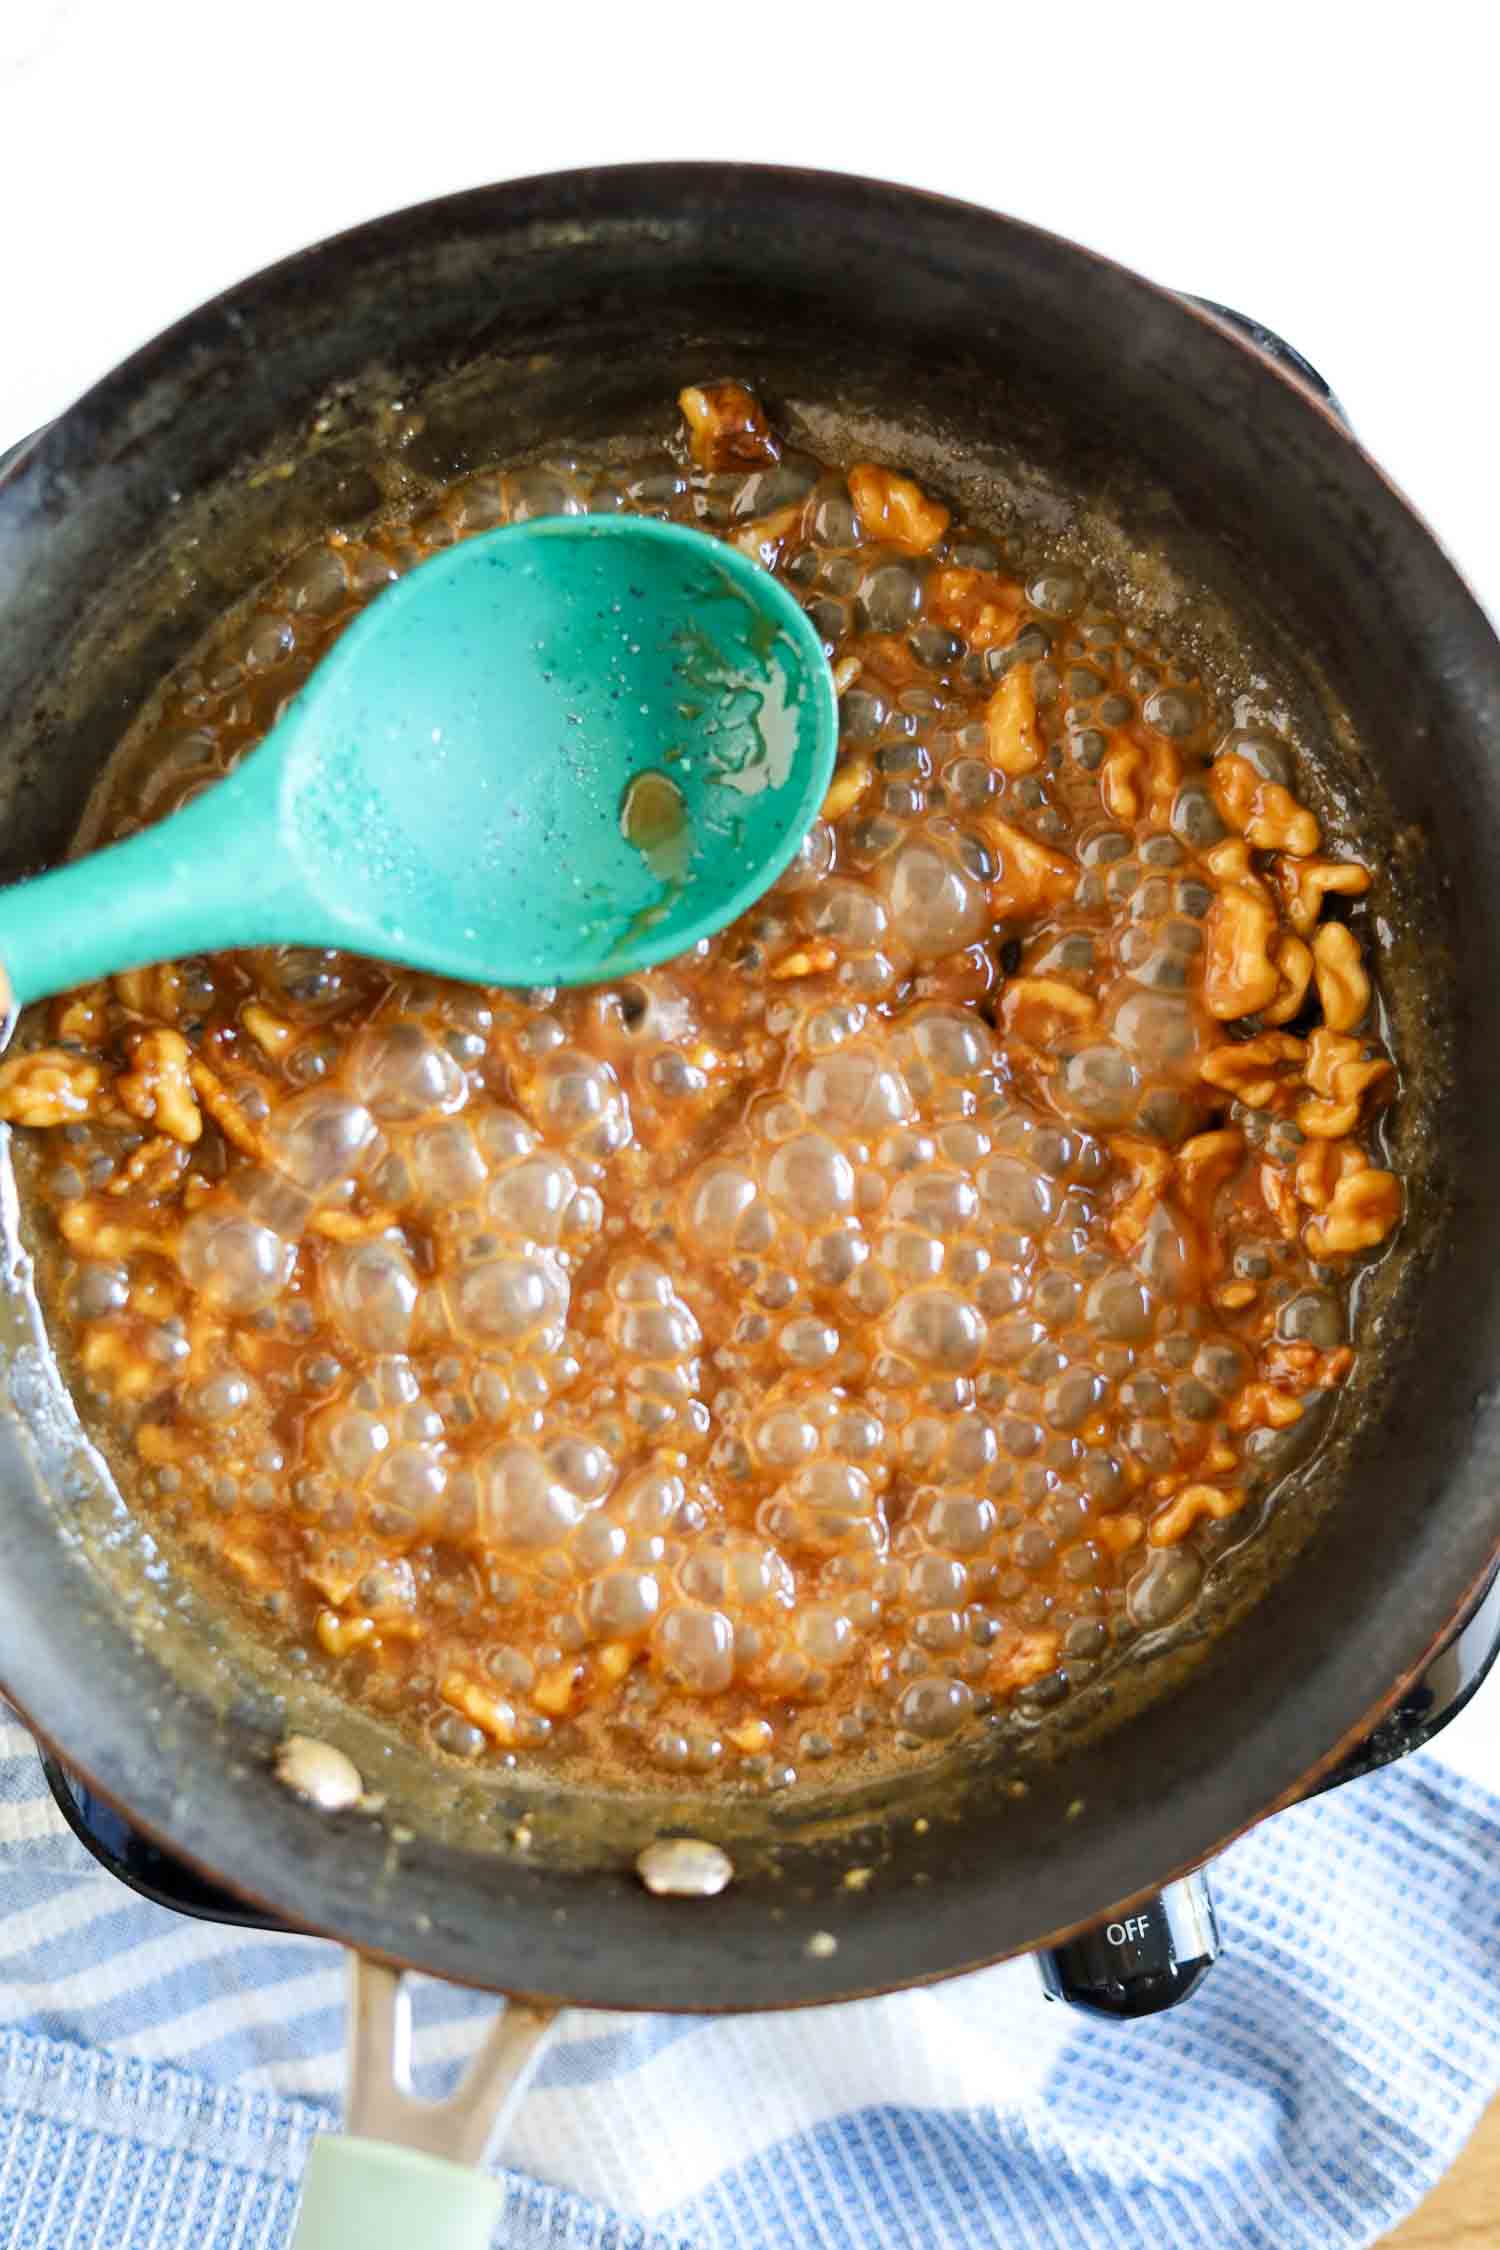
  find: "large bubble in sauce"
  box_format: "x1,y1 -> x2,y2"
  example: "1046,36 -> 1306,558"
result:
883,839 -> 988,957
451,1250 -> 568,1346
178,1208 -> 295,1312
482,1442 -> 585,1547
536,1050 -> 631,1158
264,1088 -> 379,1193
487,1153 -> 578,1244
795,1045 -> 915,1131
350,1021 -> 466,1121
322,1236 -> 420,1352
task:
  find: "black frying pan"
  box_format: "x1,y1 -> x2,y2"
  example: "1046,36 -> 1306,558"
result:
0,165 -> 1497,2025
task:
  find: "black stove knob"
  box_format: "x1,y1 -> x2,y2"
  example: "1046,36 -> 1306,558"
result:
1035,1871 -> 1219,2019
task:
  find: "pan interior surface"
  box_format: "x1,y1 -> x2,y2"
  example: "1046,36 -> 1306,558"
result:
0,166 -> 1496,2010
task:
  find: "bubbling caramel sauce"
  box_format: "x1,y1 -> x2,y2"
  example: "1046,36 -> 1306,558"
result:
0,382 -> 1400,1789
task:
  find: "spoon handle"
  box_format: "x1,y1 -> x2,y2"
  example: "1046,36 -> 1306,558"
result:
0,757 -> 299,1013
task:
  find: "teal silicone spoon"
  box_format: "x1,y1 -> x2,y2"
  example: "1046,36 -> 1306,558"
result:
0,516 -> 837,1009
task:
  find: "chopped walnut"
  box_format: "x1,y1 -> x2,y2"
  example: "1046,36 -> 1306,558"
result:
984,665 -> 1042,777
927,566 -> 1022,652
731,500 -> 810,571
440,1671 -> 518,1743
1103,738 -> 1181,828
1210,753 -> 1320,855
846,463 -> 950,555
821,755 -> 873,822
57,1199 -> 160,1260
988,1628 -> 1061,1695
0,1048 -> 103,1127
1173,1128 -> 1245,1239
1263,933 -> 1314,1027
241,1003 -> 296,1060
1106,1135 -> 1173,1253
117,1029 -> 201,1144
999,977 -> 1097,1048
309,1203 -> 401,1242
1305,1167 -> 1402,1257
770,943 -> 837,980
1149,1483 -> 1244,1548
318,1610 -> 377,1659
188,1061 -> 266,1157
532,1661 -> 580,1716
1200,1031 -> 1306,1108
1100,742 -> 1143,823
677,381 -> 780,471
1258,1160 -> 1302,1240
1202,842 -> 1281,1019
981,816 -> 1075,917
77,1324 -> 163,1403
1275,854 -> 1372,936
112,964 -> 183,1023
106,1135 -> 190,1201
1229,1381 -> 1304,1432
1092,1512 -> 1145,1559
50,984 -> 110,1047
1294,1135 -> 1367,1211
1311,921 -> 1370,1033
1296,1027 -> 1394,1139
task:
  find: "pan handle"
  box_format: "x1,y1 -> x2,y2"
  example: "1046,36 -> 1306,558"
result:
291,1954 -> 558,2250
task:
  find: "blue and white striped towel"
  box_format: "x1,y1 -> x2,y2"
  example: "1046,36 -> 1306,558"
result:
2,1705 -> 1499,2250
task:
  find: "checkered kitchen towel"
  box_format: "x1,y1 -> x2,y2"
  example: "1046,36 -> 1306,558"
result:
2,1709 -> 1499,2249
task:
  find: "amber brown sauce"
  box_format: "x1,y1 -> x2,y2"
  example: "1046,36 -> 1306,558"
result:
0,382 -> 1401,1792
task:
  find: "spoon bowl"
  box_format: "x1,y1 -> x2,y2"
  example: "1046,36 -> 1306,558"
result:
0,517 -> 837,1009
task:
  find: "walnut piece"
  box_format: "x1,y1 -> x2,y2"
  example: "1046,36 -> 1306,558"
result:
50,984 -> 110,1046
677,381 -> 780,471
117,1029 -> 201,1144
1263,933 -> 1314,1027
998,977 -> 1096,1048
1149,1483 -> 1244,1548
821,755 -> 872,822
984,666 -> 1042,777
1305,1167 -> 1402,1257
1311,921 -> 1370,1032
242,1003 -> 296,1059
1200,1031 -> 1305,1108
981,816 -> 1075,917
440,1670 -> 518,1744
1173,1128 -> 1245,1234
847,463 -> 950,554
1296,1026 -> 1393,1139
1275,854 -> 1372,936
1294,1135 -> 1366,1211
0,1047 -> 102,1127
1202,843 -> 1281,1019
112,964 -> 183,1023
106,1135 -> 190,1200
1106,1135 -> 1173,1254
1210,753 -> 1320,855
927,566 -> 1022,652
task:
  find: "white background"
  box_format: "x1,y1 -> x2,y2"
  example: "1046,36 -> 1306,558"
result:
2,0 -> 1498,1780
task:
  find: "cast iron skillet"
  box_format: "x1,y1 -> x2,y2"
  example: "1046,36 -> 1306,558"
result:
0,163 -> 1498,2014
